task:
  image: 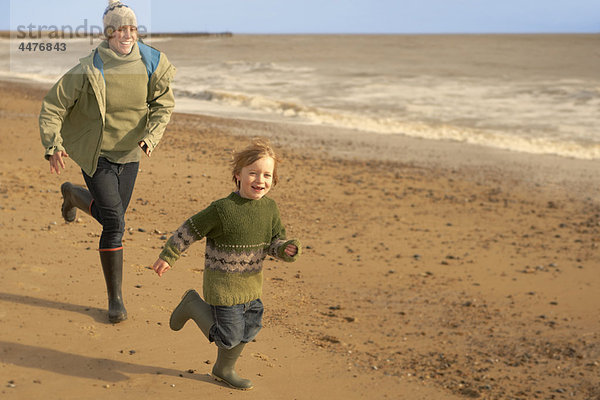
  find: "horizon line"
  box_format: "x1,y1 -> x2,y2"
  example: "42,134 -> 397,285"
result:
0,30 -> 598,37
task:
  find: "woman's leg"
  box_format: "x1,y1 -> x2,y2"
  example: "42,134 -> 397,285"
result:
60,182 -> 93,222
84,158 -> 139,249
82,158 -> 139,322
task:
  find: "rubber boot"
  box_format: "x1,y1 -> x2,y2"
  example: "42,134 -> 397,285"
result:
212,343 -> 254,390
99,249 -> 127,323
170,289 -> 214,338
61,182 -> 92,222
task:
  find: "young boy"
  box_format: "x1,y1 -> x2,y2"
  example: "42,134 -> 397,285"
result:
152,139 -> 300,390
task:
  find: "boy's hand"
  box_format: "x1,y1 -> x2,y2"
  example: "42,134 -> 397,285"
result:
152,258 -> 171,277
284,244 -> 298,257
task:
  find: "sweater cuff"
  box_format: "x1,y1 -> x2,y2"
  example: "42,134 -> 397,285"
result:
276,239 -> 301,262
159,245 -> 179,267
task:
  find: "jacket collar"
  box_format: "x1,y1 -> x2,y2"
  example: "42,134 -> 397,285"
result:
85,40 -> 161,80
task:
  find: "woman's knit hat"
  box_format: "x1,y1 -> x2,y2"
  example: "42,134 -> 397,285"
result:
103,0 -> 137,36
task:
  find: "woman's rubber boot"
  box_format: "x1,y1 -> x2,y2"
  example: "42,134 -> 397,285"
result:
61,182 -> 92,222
169,289 -> 214,338
99,249 -> 127,323
212,343 -> 254,390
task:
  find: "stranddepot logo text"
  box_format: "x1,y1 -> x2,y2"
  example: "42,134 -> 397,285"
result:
14,19 -> 148,42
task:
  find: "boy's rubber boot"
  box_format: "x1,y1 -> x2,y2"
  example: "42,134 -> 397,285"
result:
212,343 -> 254,390
99,249 -> 127,323
169,289 -> 214,338
61,182 -> 92,222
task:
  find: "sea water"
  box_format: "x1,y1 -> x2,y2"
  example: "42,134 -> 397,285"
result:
1,34 -> 599,159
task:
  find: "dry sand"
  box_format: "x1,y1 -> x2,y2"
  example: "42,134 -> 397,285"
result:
0,80 -> 599,399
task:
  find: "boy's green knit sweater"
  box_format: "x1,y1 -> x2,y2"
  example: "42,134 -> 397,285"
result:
159,192 -> 301,306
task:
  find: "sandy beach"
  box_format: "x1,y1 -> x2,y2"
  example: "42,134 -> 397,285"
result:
0,79 -> 599,399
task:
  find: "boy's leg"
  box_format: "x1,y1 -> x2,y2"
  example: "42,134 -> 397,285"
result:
212,343 -> 253,390
211,303 -> 245,349
170,289 -> 214,338
210,303 -> 254,390
243,298 -> 264,343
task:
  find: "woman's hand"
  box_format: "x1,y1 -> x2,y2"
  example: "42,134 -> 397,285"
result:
48,150 -> 69,174
139,141 -> 151,157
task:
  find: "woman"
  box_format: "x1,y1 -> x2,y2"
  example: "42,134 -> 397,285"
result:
39,0 -> 176,323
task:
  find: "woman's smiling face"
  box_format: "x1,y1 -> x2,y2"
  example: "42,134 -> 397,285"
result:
108,25 -> 138,55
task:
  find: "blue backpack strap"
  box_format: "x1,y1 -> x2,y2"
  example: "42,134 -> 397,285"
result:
93,49 -> 105,79
138,41 -> 161,79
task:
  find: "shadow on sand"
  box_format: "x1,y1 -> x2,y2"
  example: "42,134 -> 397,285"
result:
0,291 -> 109,323
0,341 -> 213,384
0,292 -> 219,386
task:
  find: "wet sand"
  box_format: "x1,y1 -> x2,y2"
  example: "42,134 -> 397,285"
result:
0,80 -> 599,399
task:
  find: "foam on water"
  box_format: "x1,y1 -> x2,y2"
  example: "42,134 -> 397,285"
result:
173,87 -> 600,160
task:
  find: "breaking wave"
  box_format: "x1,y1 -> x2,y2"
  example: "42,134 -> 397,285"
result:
175,88 -> 600,160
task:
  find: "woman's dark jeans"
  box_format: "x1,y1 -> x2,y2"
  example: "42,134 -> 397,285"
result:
83,157 -> 139,250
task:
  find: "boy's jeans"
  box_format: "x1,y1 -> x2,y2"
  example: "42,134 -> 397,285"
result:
210,299 -> 264,349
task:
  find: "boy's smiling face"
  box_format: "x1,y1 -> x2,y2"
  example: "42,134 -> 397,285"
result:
236,156 -> 274,200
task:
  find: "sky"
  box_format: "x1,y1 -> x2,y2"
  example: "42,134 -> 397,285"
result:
1,0 -> 599,34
